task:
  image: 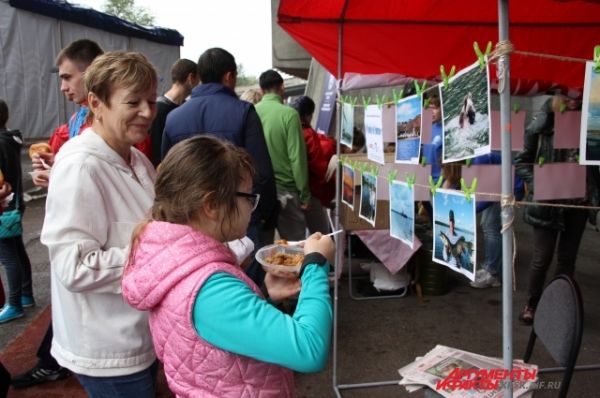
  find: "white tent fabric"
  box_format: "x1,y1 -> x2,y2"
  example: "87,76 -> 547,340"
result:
0,0 -> 180,139
0,3 -> 58,138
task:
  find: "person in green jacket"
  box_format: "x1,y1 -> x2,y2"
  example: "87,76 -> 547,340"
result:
256,70 -> 311,241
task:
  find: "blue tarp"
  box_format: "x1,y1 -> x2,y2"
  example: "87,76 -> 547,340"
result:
9,0 -> 183,46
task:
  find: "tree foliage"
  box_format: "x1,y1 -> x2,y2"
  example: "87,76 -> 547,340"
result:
236,63 -> 258,86
103,0 -> 155,26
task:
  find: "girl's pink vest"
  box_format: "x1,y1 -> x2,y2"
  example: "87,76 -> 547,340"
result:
123,222 -> 294,397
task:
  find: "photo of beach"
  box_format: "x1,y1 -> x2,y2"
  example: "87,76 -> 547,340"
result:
342,164 -> 355,208
580,61 -> 600,165
440,61 -> 491,162
395,94 -> 422,164
389,181 -> 415,248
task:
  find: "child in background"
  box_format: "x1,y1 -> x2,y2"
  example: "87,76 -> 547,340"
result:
122,135 -> 334,397
0,99 -> 35,324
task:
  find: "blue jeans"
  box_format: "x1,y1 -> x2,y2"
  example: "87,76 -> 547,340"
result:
0,236 -> 33,307
480,203 -> 502,277
75,361 -> 158,398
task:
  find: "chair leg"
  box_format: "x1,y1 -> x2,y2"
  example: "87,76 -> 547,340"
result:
523,332 -> 536,363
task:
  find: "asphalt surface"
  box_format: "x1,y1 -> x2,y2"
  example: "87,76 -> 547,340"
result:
1,150 -> 599,397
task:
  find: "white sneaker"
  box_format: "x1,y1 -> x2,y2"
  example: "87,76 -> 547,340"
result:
470,269 -> 501,289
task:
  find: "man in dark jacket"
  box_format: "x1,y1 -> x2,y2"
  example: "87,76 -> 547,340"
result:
162,48 -> 277,285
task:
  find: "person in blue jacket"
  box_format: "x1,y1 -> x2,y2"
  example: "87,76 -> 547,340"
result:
470,151 -> 503,288
162,47 -> 277,286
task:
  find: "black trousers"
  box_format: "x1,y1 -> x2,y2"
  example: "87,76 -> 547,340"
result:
526,208 -> 588,308
37,322 -> 60,370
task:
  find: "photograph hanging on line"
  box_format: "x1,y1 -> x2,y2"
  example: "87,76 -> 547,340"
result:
432,188 -> 476,281
365,104 -> 385,165
579,61 -> 600,165
342,164 -> 355,209
440,61 -> 491,162
389,180 -> 415,248
395,94 -> 422,164
359,171 -> 377,226
341,102 -> 355,149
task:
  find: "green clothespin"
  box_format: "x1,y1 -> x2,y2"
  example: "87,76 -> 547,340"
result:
460,177 -> 478,203
392,88 -> 404,104
405,172 -> 416,189
362,96 -> 372,108
474,41 -> 493,70
594,45 -> 600,73
512,102 -> 521,113
440,65 -> 456,90
428,175 -> 443,195
370,164 -> 380,177
538,156 -> 545,167
420,155 -> 428,167
388,170 -> 398,184
414,80 -> 427,98
351,96 -> 358,107
376,94 -> 387,109
559,102 -> 567,113
576,154 -> 580,163
465,158 -> 472,168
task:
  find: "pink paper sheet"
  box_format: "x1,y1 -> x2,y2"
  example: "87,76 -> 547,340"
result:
533,163 -> 586,200
490,110 -> 525,150
382,104 -> 396,142
354,229 -> 422,274
420,108 -> 433,144
553,111 -> 581,149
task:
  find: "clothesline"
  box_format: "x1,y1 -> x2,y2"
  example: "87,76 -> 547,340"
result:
335,42 -> 594,108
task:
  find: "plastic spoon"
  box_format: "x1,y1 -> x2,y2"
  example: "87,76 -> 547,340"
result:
285,229 -> 344,246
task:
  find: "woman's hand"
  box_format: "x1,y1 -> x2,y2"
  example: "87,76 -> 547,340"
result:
303,232 -> 335,265
32,170 -> 50,188
264,273 -> 301,302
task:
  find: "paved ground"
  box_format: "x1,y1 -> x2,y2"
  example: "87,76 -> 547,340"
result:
1,153 -> 599,397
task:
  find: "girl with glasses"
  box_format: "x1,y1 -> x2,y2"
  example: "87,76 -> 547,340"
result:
123,135 -> 335,397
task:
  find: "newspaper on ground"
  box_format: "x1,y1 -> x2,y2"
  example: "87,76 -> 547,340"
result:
398,345 -> 538,398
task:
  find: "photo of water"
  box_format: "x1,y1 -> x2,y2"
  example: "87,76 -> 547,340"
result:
582,62 -> 600,164
359,172 -> 377,225
341,102 -> 354,148
440,62 -> 491,162
390,181 -> 414,247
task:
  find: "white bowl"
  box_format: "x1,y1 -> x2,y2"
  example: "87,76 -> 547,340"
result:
255,243 -> 304,277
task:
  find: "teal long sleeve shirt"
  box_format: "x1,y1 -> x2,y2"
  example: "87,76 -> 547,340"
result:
256,93 -> 311,204
192,263 -> 332,372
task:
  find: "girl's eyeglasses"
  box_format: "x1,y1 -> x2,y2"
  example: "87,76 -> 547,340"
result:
235,192 -> 260,211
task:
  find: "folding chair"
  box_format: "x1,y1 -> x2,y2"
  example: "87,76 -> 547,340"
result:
523,274 -> 584,398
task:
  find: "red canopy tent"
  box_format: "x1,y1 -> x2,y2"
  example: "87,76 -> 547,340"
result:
278,0 -> 600,95
278,1 -> 600,396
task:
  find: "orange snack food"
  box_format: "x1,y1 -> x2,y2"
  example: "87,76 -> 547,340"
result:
28,142 -> 52,159
264,252 -> 304,267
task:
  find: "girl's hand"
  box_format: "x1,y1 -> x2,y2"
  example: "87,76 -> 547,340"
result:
264,273 -> 301,302
303,232 -> 335,265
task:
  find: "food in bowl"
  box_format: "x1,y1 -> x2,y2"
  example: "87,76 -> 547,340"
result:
255,244 -> 304,276
264,251 -> 303,267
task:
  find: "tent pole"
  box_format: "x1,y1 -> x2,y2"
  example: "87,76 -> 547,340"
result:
498,1 -> 514,397
332,2 -> 345,396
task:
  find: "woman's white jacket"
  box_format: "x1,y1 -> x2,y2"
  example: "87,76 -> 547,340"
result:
41,129 -> 156,377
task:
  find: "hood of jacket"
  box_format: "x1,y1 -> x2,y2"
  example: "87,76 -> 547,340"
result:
122,221 -> 236,311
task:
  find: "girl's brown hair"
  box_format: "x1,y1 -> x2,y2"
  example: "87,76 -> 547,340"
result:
128,135 -> 255,264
